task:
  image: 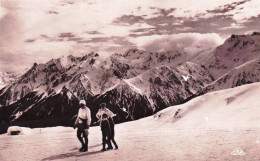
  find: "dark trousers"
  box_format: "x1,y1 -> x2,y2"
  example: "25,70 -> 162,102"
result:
110,125 -> 115,138
77,124 -> 88,149
108,119 -> 118,148
102,129 -> 112,150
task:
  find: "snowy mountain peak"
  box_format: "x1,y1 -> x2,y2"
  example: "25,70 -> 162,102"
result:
0,71 -> 23,89
202,32 -> 260,79
224,33 -> 256,49
251,31 -> 260,36
81,51 -> 99,61
1,33 -> 260,128
123,48 -> 144,58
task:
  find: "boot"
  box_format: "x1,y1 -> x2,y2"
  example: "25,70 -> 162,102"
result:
106,140 -> 113,150
101,143 -> 106,152
111,139 -> 118,150
79,145 -> 85,152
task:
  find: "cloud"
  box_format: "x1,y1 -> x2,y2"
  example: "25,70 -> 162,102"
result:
113,1 -> 257,38
227,0 -> 260,22
25,39 -> 37,43
0,52 -> 46,72
59,33 -> 75,38
219,23 -> 245,30
139,33 -> 224,54
167,0 -> 241,18
85,31 -> 102,35
206,0 -> 248,14
48,11 -> 59,15
176,27 -> 193,32
1,0 -> 260,72
152,8 -> 176,16
0,5 -> 8,19
113,15 -> 145,25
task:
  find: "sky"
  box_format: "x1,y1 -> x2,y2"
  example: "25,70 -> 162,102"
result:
0,0 -> 260,72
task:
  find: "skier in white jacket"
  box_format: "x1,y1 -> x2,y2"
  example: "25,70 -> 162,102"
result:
74,100 -> 91,152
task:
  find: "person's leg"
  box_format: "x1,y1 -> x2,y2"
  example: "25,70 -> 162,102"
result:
77,128 -> 85,151
106,135 -> 113,150
106,127 -> 113,150
111,138 -> 118,149
110,125 -> 118,149
108,118 -> 115,138
102,129 -> 107,151
111,125 -> 115,138
82,130 -> 88,151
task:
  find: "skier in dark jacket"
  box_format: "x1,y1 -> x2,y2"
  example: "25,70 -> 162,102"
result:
108,116 -> 118,149
96,103 -> 118,150
100,113 -> 113,151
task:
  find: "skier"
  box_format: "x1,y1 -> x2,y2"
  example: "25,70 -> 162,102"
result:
74,100 -> 91,152
100,113 -> 113,151
107,114 -> 118,149
96,103 -> 118,150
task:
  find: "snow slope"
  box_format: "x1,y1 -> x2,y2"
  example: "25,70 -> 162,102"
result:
155,82 -> 260,129
200,58 -> 260,94
0,83 -> 259,161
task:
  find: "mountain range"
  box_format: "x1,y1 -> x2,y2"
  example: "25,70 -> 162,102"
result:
0,32 -> 259,132
0,71 -> 24,89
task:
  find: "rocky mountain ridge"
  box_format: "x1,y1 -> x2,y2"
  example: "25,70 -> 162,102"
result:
0,33 -> 259,128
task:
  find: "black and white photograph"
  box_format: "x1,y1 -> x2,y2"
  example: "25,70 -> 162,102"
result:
0,0 -> 260,160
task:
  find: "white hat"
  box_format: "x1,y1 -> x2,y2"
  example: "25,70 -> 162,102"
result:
79,100 -> 86,105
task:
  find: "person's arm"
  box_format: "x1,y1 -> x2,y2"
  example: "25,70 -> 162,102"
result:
105,108 -> 116,118
86,108 -> 91,128
74,110 -> 80,128
96,110 -> 101,119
